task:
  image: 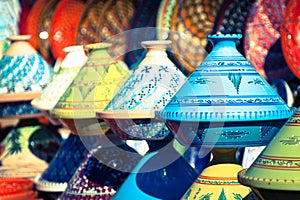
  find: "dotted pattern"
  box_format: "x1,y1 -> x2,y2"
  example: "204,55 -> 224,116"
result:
60,144 -> 141,199
38,135 -> 93,184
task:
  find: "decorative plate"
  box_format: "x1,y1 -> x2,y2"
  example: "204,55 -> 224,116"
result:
124,0 -> 161,68
213,0 -> 255,54
0,178 -> 33,195
26,0 -> 48,50
36,0 -> 61,63
76,0 -> 107,45
50,0 -> 87,59
281,0 -> 300,80
97,0 -> 137,59
244,0 -> 289,80
169,0 -> 223,74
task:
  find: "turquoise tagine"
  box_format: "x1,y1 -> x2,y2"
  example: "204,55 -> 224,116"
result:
156,34 -> 294,147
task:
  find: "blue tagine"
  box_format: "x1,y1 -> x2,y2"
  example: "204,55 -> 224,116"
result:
0,35 -> 53,117
156,34 -> 294,148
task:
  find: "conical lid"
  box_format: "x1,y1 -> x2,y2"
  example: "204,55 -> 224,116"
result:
182,164 -> 250,200
34,134 -> 99,192
238,109 -> 300,191
59,141 -> 141,199
96,40 -> 186,140
51,43 -> 130,119
0,125 -> 51,178
0,35 -> 53,102
156,34 -> 294,147
50,43 -> 130,135
31,45 -> 87,111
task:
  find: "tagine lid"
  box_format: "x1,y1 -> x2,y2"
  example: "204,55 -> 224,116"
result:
0,35 -> 53,102
96,40 -> 186,120
31,45 -> 87,111
238,109 -> 300,190
50,42 -> 130,119
156,34 -> 293,122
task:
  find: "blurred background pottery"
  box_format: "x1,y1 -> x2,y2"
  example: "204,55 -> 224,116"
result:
0,178 -> 37,200
49,0 -> 87,60
281,0 -> 300,81
168,0 -> 223,74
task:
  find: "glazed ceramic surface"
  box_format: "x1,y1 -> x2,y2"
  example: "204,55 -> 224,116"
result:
59,140 -> 142,199
35,134 -> 99,192
156,34 -> 294,147
50,43 -> 130,135
244,0 -> 290,80
238,109 -> 300,191
0,101 -> 41,118
281,0 -> 300,80
36,0 -> 60,64
0,178 -> 37,200
156,0 -> 177,40
31,45 -> 87,111
0,35 -> 53,101
49,0 -> 87,59
26,0 -> 48,50
97,40 -> 186,140
0,126 -> 54,178
182,164 -> 250,200
113,145 -> 198,200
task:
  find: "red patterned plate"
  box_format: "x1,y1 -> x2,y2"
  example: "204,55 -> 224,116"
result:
281,0 -> 300,80
245,0 -> 287,80
0,178 -> 33,195
0,191 -> 37,200
50,0 -> 87,59
37,0 -> 61,63
26,0 -> 49,49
